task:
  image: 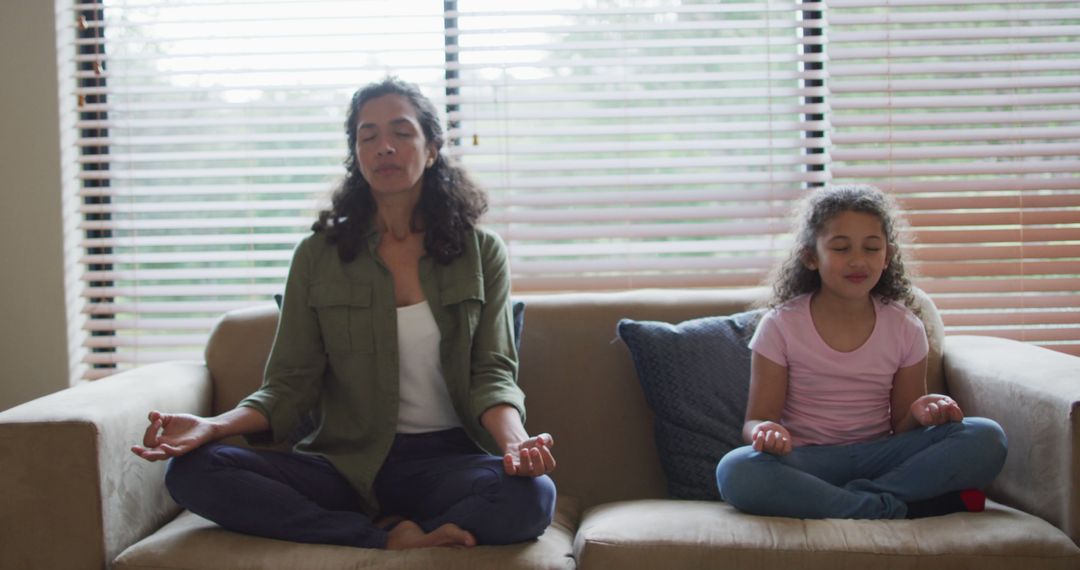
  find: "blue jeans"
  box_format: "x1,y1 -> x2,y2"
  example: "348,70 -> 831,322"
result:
715,417 -> 1007,519
165,428 -> 556,548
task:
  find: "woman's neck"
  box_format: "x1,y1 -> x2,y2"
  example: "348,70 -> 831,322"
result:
373,192 -> 421,241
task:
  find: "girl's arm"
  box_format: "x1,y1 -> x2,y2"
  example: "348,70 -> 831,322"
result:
890,356 -> 963,433
743,351 -> 793,455
889,358 -> 927,433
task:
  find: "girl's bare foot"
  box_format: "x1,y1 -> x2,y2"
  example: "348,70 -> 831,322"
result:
386,520 -> 477,550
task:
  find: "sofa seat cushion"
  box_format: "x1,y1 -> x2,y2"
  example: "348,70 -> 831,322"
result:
114,496 -> 579,570
573,499 -> 1080,570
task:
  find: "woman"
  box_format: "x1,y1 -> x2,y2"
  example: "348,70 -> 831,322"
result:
132,77 -> 557,550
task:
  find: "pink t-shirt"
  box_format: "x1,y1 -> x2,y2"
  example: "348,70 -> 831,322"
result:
748,293 -> 929,447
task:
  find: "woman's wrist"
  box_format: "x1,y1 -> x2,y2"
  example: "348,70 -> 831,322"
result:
209,406 -> 270,440
480,404 -> 528,453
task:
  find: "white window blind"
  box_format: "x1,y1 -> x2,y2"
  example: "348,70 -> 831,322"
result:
65,0 -> 824,379
69,1 -> 448,378
63,0 -> 1079,380
827,0 -> 1080,355
450,1 -> 827,291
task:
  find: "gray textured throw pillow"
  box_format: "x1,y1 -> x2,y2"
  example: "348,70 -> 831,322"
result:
617,310 -> 761,501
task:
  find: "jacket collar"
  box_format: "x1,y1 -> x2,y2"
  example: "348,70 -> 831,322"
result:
359,225 -> 485,306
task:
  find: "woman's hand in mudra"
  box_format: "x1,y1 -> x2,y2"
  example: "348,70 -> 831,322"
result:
502,433 -> 556,477
131,411 -> 215,461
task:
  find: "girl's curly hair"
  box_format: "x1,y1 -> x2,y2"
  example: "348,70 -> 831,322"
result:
766,184 -> 919,316
312,77 -> 487,264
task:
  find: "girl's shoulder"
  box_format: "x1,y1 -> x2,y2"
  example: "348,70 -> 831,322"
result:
759,293 -> 813,330
873,295 -> 926,332
770,293 -> 813,316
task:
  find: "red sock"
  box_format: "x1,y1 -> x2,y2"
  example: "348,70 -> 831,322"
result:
906,489 -> 987,519
959,489 -> 986,512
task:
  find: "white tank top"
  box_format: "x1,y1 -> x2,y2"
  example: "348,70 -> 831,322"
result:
395,300 -> 462,433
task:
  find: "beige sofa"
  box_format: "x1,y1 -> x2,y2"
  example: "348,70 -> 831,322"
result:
2,288 -> 1079,569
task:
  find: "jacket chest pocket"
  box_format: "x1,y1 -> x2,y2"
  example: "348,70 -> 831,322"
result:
308,283 -> 374,353
442,280 -> 484,339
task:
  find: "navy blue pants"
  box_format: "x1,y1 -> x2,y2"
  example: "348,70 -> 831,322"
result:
165,428 -> 556,549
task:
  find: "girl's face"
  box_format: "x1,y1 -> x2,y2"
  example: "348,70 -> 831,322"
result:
354,93 -> 436,199
805,210 -> 890,302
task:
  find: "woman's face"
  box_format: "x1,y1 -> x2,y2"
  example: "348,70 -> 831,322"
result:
354,93 -> 436,199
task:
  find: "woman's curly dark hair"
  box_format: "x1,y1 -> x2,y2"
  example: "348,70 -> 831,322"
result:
766,184 -> 920,316
312,77 -> 487,264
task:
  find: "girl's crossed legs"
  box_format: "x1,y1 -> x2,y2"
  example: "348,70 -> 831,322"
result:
715,417 -> 1007,519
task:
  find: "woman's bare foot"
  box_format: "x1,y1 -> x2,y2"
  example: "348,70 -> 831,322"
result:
386,520 -> 477,550
374,515 -> 405,530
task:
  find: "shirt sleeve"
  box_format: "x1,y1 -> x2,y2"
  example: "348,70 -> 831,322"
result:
748,308 -> 789,367
900,309 -> 930,368
467,230 -> 527,424
239,236 -> 327,445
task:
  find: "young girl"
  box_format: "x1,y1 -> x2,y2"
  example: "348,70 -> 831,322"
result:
716,184 -> 1007,519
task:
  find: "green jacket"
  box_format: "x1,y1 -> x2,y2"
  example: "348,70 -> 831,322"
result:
239,226 -> 525,514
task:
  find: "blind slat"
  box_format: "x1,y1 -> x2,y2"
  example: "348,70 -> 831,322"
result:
916,277 -> 1080,294
832,126 -> 1080,144
932,293 -> 1080,310
943,311 -> 1080,327
829,8 -> 1080,25
832,142 -> 1080,161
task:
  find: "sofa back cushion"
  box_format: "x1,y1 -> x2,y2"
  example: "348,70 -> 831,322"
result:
205,303 -> 279,416
514,289 -> 767,509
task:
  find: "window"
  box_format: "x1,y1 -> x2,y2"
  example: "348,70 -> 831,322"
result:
61,0 -> 1078,380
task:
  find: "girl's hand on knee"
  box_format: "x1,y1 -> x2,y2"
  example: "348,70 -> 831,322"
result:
751,422 -> 792,455
911,394 -> 964,426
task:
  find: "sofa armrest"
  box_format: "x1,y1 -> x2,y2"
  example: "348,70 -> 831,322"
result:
943,335 -> 1080,546
0,362 -> 212,570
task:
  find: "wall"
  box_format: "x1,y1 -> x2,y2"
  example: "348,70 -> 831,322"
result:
0,1 -> 72,411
